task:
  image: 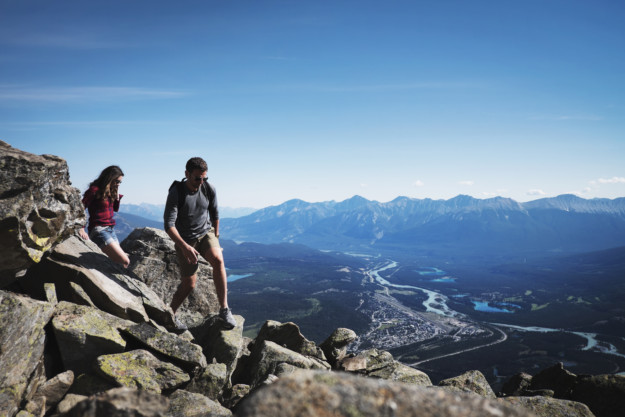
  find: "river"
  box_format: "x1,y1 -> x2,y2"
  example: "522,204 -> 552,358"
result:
367,259 -> 625,360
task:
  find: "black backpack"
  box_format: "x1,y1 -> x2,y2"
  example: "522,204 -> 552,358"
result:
169,179 -> 214,211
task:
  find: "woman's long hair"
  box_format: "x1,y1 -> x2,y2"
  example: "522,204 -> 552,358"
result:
88,165 -> 124,200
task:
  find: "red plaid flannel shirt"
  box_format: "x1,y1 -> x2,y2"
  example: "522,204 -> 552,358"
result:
82,185 -> 123,232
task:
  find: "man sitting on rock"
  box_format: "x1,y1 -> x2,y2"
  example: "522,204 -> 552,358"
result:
164,157 -> 236,331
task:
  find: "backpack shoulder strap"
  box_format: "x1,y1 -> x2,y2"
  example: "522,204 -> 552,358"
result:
169,178 -> 187,211
201,181 -> 214,201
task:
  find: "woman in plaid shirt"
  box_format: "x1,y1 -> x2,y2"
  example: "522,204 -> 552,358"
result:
78,165 -> 130,267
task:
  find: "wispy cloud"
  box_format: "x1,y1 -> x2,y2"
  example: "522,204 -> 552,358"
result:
413,180 -> 424,187
458,180 -> 474,186
3,120 -> 167,128
3,33 -> 139,50
527,189 -> 546,196
266,81 -> 481,94
529,114 -> 603,121
0,86 -> 188,103
597,176 -> 625,184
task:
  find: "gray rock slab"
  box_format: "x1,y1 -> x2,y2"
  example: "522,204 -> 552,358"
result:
62,387 -> 169,417
121,227 -> 220,317
42,236 -> 150,322
51,301 -> 134,375
33,370 -> 74,412
500,396 -> 595,417
165,389 -> 231,417
236,370 -> 536,417
121,323 -> 207,370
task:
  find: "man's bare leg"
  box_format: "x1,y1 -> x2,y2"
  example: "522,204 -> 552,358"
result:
170,273 -> 197,313
202,247 -> 228,309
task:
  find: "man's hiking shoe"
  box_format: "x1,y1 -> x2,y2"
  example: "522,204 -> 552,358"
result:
219,307 -> 237,329
174,317 -> 188,332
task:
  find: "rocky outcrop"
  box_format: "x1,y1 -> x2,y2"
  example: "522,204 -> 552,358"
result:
0,141 -> 84,287
572,374 -> 625,417
121,323 -> 207,371
439,370 -> 496,399
26,236 -> 175,327
120,227 -> 219,319
500,362 -> 625,417
319,327 -> 357,368
51,301 -> 134,375
499,396 -> 595,417
95,349 -> 190,394
338,347 -> 432,386
235,370 -> 534,417
60,387 -> 169,417
165,390 -> 231,417
254,320 -> 325,361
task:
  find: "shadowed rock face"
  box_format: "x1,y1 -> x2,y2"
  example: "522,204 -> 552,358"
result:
0,291 -> 55,417
0,140 -> 84,287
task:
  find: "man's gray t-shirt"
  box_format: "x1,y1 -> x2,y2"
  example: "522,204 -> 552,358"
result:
164,181 -> 219,242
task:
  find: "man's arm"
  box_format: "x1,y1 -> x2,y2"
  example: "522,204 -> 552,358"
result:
166,226 -> 199,264
213,219 -> 220,238
164,185 -> 199,264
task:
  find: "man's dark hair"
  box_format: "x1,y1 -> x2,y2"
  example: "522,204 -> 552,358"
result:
186,157 -> 207,172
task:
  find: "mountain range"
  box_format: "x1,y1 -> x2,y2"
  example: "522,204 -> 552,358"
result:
220,194 -> 625,262
119,203 -> 257,222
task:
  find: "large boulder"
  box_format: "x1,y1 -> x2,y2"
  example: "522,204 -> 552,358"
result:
31,370 -> 74,413
0,290 -> 55,417
121,323 -> 207,371
572,374 -> 625,417
319,327 -> 357,368
94,349 -> 190,394
499,396 -> 595,417
236,370 -> 536,417
254,320 -> 325,361
60,387 -> 169,417
165,389 -> 232,417
529,362 -> 577,399
338,348 -> 431,386
245,341 -> 330,388
438,370 -> 496,399
0,141 -> 84,287
190,314 -> 245,385
51,301 -> 135,375
185,363 -> 228,401
121,227 -> 220,317
27,236 -> 175,327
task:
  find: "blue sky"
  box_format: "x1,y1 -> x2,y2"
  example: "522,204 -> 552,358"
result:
2,0 -> 624,208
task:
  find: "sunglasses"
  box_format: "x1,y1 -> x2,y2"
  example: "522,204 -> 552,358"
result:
194,176 -> 207,182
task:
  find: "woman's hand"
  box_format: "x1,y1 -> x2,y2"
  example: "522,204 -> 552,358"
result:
79,228 -> 89,240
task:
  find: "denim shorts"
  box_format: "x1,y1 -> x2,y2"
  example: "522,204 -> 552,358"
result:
89,225 -> 119,248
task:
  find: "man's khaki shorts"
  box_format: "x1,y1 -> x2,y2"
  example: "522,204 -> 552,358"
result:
175,227 -> 221,277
